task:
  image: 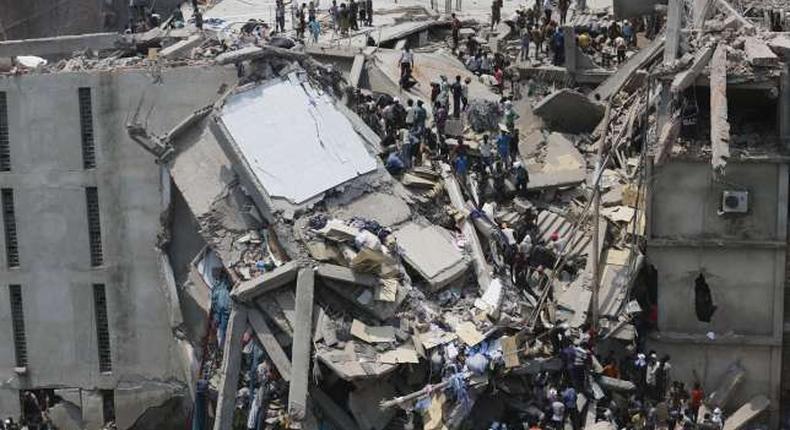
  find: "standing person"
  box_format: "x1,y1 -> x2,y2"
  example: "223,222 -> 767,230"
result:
496,129 -> 511,167
514,161 -> 529,196
503,100 -> 519,134
434,102 -> 448,150
438,75 -> 450,111
461,76 -> 470,112
543,0 -> 553,23
622,19 -> 634,47
365,0 -> 373,25
646,352 -> 660,401
358,0 -> 367,27
308,1 -> 316,21
451,13 -> 462,52
405,99 -> 415,130
532,25 -> 544,58
520,28 -> 531,61
615,35 -> 626,63
656,355 -> 671,401
337,3 -> 349,36
291,0 -> 300,29
562,386 -> 579,430
552,27 -> 565,65
329,0 -> 339,30
491,0 -> 501,30
494,66 -> 504,93
558,0 -> 569,25
690,382 -> 704,421
450,75 -> 464,118
399,46 -> 414,78
479,134 -> 494,167
308,18 -> 320,43
297,4 -> 307,39
349,0 -> 359,30
276,0 -> 286,33
413,100 -> 427,134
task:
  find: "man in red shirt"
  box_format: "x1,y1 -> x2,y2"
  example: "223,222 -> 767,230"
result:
690,382 -> 704,420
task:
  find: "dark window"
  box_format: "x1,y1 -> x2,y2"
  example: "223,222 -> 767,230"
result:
9,285 -> 27,367
694,274 -> 716,322
93,284 -> 112,373
85,187 -> 103,267
2,188 -> 19,267
101,389 -> 115,424
0,92 -> 9,171
78,88 -> 96,169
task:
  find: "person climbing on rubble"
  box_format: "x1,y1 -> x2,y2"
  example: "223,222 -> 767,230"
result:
399,46 -> 414,79
210,268 -> 232,349
490,0 -> 502,30
451,13 -> 462,52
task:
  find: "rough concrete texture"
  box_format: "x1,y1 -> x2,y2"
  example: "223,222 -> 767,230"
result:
534,89 -> 605,133
393,222 -> 469,290
332,191 -> 412,227
526,133 -> 587,190
0,65 -> 237,427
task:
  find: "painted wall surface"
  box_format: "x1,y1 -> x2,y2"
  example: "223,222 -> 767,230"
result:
651,161 -> 781,241
0,65 -> 236,426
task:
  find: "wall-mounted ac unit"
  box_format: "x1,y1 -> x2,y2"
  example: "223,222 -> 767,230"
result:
721,190 -> 748,214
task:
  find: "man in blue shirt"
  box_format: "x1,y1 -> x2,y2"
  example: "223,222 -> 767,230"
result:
496,129 -> 512,167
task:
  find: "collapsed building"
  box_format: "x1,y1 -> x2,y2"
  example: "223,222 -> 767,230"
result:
0,0 -> 789,428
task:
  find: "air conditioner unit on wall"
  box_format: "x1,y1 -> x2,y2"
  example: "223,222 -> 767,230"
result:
721,190 -> 748,214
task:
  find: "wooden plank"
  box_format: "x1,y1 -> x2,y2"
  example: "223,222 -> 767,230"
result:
212,305 -> 248,430
288,269 -> 316,422
665,0 -> 682,64
247,307 -> 292,382
710,43 -> 730,175
349,54 -> 366,88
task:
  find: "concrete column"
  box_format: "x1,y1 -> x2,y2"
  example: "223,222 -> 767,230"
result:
780,63 -> 790,153
288,268 -> 315,422
212,304 -> 248,430
665,0 -> 682,65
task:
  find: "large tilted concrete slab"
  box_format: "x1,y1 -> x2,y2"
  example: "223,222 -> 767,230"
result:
392,223 -> 469,291
287,269 -> 316,422
213,304 -> 248,430
442,166 -> 492,292
710,44 -> 730,175
309,387 -> 361,430
534,90 -> 605,134
591,36 -> 665,102
247,307 -> 292,382
231,260 -> 300,302
722,395 -> 770,430
744,37 -> 779,66
315,264 -> 380,288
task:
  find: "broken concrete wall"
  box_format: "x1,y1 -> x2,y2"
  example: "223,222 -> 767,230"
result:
645,341 -> 780,416
613,0 -> 668,20
0,65 -> 237,428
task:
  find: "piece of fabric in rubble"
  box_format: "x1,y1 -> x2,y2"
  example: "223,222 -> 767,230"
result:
467,100 -> 501,132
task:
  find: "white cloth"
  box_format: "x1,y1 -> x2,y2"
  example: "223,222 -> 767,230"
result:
646,361 -> 660,385
502,228 -> 517,246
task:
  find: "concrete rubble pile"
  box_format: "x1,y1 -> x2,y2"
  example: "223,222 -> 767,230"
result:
2,0 -> 785,427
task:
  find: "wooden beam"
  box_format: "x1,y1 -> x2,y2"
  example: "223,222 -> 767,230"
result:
710,44 -> 730,175
212,305 -> 248,430
287,268 -> 316,422
247,307 -> 292,382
